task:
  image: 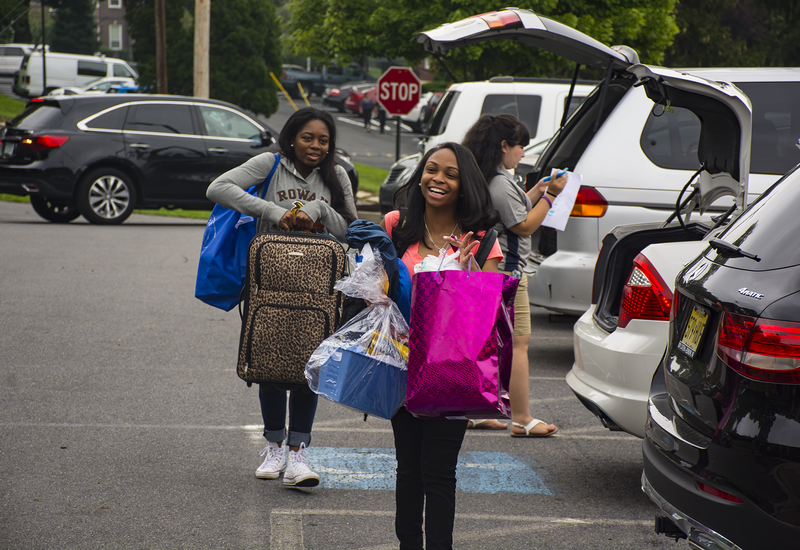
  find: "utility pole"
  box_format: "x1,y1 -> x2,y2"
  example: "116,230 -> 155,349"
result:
155,0 -> 168,94
193,0 -> 210,98
41,0 -> 46,93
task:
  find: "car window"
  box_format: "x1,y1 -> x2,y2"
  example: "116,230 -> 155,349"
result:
640,106 -> 703,172
480,94 -> 542,139
716,165 -> 800,270
8,104 -> 62,129
426,90 -> 459,137
85,105 -> 128,130
124,103 -> 195,134
642,82 -> 800,176
113,64 -> 133,78
78,60 -> 108,77
199,105 -> 260,139
735,81 -> 800,176
327,66 -> 343,76
564,95 -> 585,120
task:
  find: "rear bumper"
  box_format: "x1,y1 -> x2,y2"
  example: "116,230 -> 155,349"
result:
528,250 -> 595,315
641,471 -> 741,550
643,393 -> 800,549
0,165 -> 76,199
569,306 -> 668,437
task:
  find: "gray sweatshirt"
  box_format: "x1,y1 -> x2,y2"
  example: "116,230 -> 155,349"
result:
206,152 -> 357,241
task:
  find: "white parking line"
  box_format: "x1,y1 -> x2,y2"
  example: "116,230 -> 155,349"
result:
270,508 -> 651,549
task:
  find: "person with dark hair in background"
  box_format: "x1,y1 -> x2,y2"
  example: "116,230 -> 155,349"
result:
207,107 -> 357,487
382,142 -> 503,550
360,92 -> 374,132
462,113 -> 566,437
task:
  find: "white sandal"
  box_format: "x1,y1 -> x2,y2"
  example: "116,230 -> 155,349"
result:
511,419 -> 558,437
467,419 -> 508,430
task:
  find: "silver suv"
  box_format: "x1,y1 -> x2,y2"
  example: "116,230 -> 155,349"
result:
416,8 -> 800,316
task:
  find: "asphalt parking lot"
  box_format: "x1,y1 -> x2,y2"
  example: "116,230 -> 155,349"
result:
0,200 -> 678,549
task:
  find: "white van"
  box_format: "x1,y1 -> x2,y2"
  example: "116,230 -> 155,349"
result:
378,77 -> 595,213
0,43 -> 47,76
13,51 -> 137,98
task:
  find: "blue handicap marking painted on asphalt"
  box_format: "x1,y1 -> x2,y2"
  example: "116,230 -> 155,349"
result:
309,448 -> 552,495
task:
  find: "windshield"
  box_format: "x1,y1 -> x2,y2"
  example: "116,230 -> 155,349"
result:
714,165 -> 800,270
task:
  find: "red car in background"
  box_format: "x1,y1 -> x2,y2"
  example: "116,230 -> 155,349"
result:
344,85 -> 377,114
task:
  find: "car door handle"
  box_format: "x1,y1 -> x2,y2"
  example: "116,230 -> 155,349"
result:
208,147 -> 228,154
129,143 -> 150,150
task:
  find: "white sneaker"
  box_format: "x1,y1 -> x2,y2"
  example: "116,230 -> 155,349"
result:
255,441 -> 285,479
283,443 -> 320,487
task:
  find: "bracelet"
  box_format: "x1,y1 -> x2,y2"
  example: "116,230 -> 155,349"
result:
541,195 -> 553,208
546,190 -> 559,198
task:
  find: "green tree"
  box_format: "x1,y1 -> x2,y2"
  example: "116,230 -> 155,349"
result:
285,0 -> 679,81
665,0 -> 800,67
125,0 -> 281,117
0,0 -> 32,43
50,0 -> 99,54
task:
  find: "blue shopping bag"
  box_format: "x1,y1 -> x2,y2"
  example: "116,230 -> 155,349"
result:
194,155 -> 279,311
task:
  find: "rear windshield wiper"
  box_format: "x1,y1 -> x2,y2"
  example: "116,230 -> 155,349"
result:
709,238 -> 760,261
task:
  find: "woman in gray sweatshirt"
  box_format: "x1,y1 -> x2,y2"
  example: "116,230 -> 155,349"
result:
207,107 -> 357,487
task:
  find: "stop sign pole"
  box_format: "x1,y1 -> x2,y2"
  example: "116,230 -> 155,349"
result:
377,67 -> 421,163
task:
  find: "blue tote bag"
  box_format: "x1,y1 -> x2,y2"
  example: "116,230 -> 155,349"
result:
194,154 -> 280,311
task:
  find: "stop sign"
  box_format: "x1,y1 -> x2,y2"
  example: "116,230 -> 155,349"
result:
377,67 -> 421,116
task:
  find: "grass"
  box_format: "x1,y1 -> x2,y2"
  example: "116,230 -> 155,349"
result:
354,162 -> 388,194
0,94 -> 25,121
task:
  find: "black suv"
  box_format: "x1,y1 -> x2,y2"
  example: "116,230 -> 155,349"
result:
643,164 -> 800,548
0,94 -> 357,224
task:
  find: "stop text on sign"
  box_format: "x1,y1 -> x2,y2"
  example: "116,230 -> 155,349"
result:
379,81 -> 420,102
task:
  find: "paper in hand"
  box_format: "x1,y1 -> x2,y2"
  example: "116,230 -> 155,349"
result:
541,169 -> 582,231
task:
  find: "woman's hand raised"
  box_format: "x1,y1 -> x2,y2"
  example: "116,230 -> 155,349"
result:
444,231 -> 480,271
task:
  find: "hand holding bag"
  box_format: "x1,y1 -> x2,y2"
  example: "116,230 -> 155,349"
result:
405,233 -> 518,419
194,154 -> 280,311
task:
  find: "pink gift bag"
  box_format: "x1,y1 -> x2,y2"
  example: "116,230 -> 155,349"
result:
406,269 -> 518,418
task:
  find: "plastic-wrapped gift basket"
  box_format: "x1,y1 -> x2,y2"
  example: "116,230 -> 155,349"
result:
305,244 -> 409,420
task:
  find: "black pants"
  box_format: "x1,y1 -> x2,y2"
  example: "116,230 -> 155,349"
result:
391,406 -> 468,550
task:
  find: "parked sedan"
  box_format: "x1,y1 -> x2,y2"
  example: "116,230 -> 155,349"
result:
344,85 -> 376,115
642,163 -> 800,549
322,81 -> 371,113
0,94 -> 357,224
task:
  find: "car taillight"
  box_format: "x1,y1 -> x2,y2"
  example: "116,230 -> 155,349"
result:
570,185 -> 608,217
697,482 -> 743,503
617,253 -> 673,329
716,312 -> 800,383
22,135 -> 69,150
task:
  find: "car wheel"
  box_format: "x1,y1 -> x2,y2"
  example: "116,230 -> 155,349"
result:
29,195 -> 81,223
76,168 -> 137,225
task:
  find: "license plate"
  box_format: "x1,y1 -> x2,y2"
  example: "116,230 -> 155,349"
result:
2,140 -> 15,156
677,304 -> 709,358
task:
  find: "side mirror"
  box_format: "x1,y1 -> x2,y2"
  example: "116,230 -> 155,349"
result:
260,130 -> 274,147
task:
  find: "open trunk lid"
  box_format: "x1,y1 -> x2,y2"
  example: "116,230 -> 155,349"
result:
414,9 -> 637,69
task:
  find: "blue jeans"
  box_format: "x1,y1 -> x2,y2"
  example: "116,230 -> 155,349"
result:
391,406 -> 468,550
258,384 -> 318,447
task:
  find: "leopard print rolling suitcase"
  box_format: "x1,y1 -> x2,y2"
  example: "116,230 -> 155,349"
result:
237,230 -> 346,386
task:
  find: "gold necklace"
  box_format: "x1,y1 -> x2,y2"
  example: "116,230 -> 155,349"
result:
424,218 -> 459,255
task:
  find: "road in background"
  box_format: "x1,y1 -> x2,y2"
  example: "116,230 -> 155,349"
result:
0,200 -> 673,549
259,94 -> 421,171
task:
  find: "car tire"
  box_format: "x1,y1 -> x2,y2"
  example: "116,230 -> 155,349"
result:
29,195 -> 81,223
76,168 -> 137,225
